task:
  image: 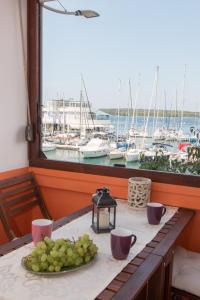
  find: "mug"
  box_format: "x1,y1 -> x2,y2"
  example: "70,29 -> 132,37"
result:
147,203 -> 166,225
32,219 -> 53,245
111,227 -> 137,260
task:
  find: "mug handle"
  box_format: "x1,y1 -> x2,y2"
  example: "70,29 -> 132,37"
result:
131,234 -> 137,247
162,206 -> 166,216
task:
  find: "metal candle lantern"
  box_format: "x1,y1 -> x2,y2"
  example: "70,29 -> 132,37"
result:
91,187 -> 117,233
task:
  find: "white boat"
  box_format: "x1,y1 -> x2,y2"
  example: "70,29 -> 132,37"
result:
80,138 -> 110,158
153,128 -> 166,141
129,127 -> 140,138
56,144 -> 79,150
126,149 -> 141,162
178,136 -> 190,142
165,132 -> 177,141
42,142 -> 56,152
109,148 -> 126,160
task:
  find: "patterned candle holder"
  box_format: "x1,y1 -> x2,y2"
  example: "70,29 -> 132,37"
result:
128,177 -> 151,209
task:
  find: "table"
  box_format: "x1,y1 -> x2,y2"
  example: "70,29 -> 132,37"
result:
0,201 -> 194,300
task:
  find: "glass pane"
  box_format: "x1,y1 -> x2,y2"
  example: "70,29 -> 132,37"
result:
41,0 -> 200,175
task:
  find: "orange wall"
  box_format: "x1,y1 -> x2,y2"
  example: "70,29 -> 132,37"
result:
0,167 -> 200,252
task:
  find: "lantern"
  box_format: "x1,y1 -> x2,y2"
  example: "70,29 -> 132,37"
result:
91,187 -> 117,233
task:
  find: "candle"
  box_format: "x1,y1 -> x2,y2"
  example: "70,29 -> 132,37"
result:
99,211 -> 109,228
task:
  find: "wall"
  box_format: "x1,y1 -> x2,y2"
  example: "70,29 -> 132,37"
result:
0,0 -> 28,172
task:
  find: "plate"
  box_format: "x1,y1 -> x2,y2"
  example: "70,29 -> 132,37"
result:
21,255 -> 97,276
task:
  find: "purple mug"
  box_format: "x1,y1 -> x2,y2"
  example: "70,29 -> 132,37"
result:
111,227 -> 137,260
147,203 -> 166,225
32,219 -> 53,245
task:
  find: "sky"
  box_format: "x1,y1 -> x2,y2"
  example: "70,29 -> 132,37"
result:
42,0 -> 200,111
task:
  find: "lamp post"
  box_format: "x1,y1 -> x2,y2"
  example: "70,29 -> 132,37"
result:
39,0 -> 100,18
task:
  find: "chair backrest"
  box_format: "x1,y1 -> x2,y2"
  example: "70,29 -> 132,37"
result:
0,173 -> 51,240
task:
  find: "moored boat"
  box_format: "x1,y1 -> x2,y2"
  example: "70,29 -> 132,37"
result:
80,138 -> 110,158
42,142 -> 56,152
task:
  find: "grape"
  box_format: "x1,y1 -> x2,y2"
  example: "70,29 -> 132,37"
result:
32,264 -> 40,272
84,256 -> 91,263
55,265 -> 61,272
37,241 -> 47,250
24,235 -> 98,273
48,265 -> 54,272
41,254 -> 47,262
67,248 -> 73,257
50,250 -> 58,258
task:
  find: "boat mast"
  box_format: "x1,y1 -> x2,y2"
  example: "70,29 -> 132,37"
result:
79,78 -> 83,136
175,88 -> 179,131
129,79 -> 133,126
81,75 -> 95,132
152,66 -> 159,133
116,79 -> 121,142
143,66 -> 159,145
180,64 -> 187,130
135,73 -> 141,130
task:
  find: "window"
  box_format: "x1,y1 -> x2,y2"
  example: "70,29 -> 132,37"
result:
28,0 -> 200,187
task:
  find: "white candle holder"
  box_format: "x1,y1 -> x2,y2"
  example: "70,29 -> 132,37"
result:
128,177 -> 151,209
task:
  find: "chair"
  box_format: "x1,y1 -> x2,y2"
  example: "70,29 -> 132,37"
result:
172,246 -> 200,300
0,173 -> 51,241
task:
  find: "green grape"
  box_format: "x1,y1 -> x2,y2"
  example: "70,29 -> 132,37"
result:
55,265 -> 61,272
27,234 -> 98,273
47,255 -> 54,263
48,265 -> 54,272
36,248 -> 45,256
32,264 -> 40,272
82,234 -> 90,242
59,245 -> 66,253
44,236 -> 50,243
50,250 -> 58,258
84,255 -> 91,263
60,256 -> 66,264
83,242 -> 89,250
78,257 -> 83,265
67,248 -> 73,257
53,260 -> 59,267
37,241 -> 47,250
31,250 -> 38,257
77,247 -> 84,257
41,254 -> 48,262
41,262 -> 48,270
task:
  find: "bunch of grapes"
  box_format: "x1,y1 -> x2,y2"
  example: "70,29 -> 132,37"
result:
24,234 -> 98,273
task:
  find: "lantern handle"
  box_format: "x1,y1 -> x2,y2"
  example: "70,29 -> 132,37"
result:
96,187 -> 109,194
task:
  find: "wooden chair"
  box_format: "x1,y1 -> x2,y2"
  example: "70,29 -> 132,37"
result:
0,173 -> 51,241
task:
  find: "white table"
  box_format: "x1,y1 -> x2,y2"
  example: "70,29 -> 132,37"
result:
0,200 -> 177,300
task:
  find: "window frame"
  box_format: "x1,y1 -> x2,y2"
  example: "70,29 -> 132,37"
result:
28,0 -> 200,188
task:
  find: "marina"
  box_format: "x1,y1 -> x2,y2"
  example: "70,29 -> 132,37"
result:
42,112 -> 200,169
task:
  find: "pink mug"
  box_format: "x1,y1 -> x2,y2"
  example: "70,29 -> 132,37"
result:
32,219 -> 53,245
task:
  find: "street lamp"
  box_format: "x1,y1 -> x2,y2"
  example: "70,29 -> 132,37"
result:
39,0 -> 100,18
